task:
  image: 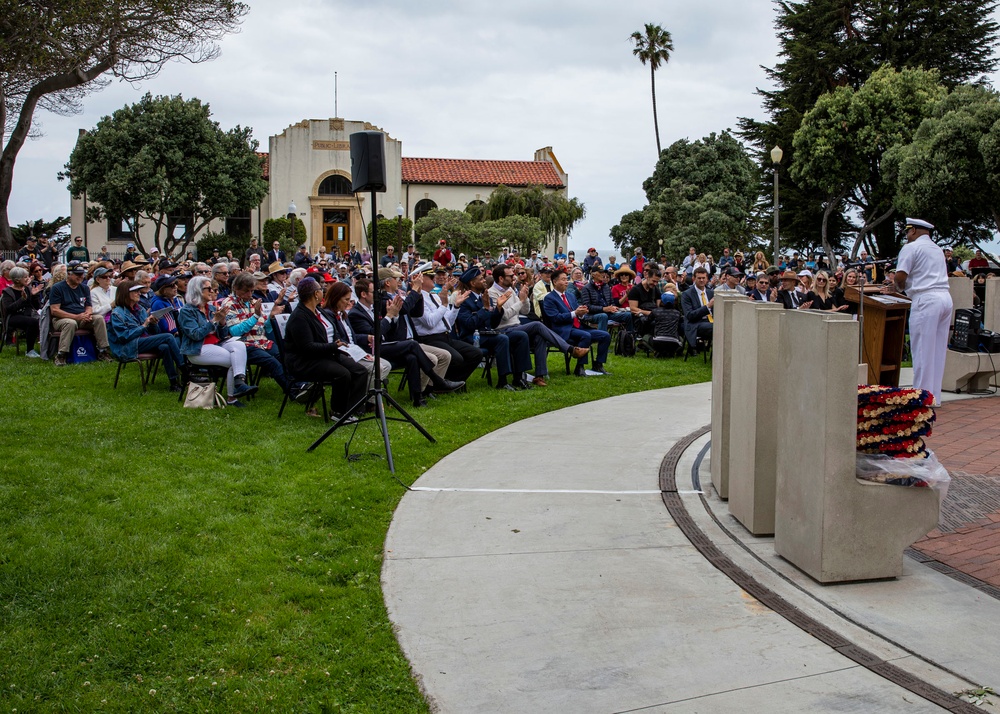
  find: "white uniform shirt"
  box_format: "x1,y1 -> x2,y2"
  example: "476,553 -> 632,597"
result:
412,290 -> 456,335
895,235 -> 949,296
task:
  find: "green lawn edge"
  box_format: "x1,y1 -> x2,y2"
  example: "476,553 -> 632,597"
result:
0,349 -> 711,711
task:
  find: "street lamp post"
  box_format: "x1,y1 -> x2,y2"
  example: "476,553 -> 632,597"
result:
287,200 -> 297,251
396,202 -> 404,248
770,145 -> 783,267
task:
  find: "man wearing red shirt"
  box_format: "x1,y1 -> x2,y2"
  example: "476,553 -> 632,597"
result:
433,240 -> 454,265
969,249 -> 989,269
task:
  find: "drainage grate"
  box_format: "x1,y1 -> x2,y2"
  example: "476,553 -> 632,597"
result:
659,426 -> 981,714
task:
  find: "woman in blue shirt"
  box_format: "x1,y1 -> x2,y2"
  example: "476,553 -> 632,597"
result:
108,280 -> 184,392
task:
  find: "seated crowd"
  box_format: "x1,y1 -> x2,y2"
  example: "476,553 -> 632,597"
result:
6,237 -> 975,414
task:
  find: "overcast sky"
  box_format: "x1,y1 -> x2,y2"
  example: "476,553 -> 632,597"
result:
13,1 -> 789,255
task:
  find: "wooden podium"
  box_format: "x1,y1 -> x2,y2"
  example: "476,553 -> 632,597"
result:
843,286 -> 911,386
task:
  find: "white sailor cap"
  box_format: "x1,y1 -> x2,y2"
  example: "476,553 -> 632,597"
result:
905,217 -> 935,231
412,261 -> 436,276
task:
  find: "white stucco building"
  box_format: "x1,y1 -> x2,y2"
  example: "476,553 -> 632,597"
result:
70,117 -> 568,259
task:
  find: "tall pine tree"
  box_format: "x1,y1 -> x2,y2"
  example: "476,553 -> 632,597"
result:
740,0 -> 999,257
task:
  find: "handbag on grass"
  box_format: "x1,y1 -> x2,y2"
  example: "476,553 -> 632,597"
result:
183,380 -> 226,409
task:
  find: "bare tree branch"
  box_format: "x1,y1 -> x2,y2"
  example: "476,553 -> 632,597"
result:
0,0 -> 249,248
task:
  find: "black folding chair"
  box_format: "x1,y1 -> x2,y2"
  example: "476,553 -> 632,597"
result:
113,352 -> 161,394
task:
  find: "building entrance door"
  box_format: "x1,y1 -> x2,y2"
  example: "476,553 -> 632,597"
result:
323,209 -> 350,259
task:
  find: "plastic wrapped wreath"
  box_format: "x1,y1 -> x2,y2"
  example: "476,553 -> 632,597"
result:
856,385 -> 950,494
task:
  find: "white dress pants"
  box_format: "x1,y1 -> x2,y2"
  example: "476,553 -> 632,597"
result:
188,340 -> 248,397
908,289 -> 953,401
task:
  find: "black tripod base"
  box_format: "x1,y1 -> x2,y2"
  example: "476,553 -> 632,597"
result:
307,387 -> 435,473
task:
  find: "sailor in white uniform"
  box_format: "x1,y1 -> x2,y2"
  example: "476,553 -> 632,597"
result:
889,218 -> 952,404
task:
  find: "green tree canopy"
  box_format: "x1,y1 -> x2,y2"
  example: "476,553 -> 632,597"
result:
366,216 -> 414,250
472,184 -> 585,249
791,66 -> 946,257
414,209 -> 475,257
0,0 -> 248,248
415,209 -> 545,260
261,217 -> 306,256
11,216 -> 71,245
610,131 -> 758,261
885,83 -> 1000,244
739,0 -> 999,254
66,93 -> 268,259
475,215 -> 546,257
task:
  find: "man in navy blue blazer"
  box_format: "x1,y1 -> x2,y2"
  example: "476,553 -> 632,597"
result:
455,267 -> 533,391
679,267 -> 714,347
542,269 -> 612,376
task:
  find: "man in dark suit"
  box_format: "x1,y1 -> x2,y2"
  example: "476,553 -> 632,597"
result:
266,240 -> 286,265
776,270 -> 813,310
543,269 -> 612,376
455,267 -> 533,391
747,273 -> 777,302
348,276 -> 463,406
679,266 -> 714,348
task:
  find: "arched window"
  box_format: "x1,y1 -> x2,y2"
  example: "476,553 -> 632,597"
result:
465,199 -> 486,220
318,174 -> 354,195
415,198 -> 438,222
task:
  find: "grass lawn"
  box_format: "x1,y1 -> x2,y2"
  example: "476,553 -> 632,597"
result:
0,346 -> 711,712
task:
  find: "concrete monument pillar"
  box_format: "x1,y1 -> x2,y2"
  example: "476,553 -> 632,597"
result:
774,309 -> 939,582
949,276 -> 973,319
710,293 -> 748,500
982,277 -> 1000,333
728,301 -> 785,535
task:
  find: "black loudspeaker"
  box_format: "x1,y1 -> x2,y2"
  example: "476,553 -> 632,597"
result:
350,131 -> 387,193
952,308 -> 982,352
977,329 -> 1000,353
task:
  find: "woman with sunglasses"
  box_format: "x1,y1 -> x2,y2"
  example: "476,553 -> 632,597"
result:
90,267 -> 117,321
177,276 -> 258,406
806,270 -> 850,312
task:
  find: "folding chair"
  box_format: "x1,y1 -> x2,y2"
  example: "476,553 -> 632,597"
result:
0,300 -> 26,355
112,353 -> 161,394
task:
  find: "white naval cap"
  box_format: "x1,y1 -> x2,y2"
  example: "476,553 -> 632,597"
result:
905,217 -> 935,231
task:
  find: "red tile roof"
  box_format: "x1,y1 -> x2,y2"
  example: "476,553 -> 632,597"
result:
401,157 -> 564,189
257,152 -> 269,180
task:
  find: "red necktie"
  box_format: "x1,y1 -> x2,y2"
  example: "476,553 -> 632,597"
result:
562,293 -> 580,328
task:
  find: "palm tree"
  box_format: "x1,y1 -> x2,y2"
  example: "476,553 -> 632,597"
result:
630,23 -> 674,156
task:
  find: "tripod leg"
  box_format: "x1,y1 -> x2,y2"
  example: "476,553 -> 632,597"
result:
373,392 -> 396,473
382,392 -> 436,443
307,406 -> 365,451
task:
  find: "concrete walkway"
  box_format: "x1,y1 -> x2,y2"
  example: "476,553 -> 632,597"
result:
382,382 -> 1000,713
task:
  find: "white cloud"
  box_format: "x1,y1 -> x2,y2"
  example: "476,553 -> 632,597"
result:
7,0 -> 785,255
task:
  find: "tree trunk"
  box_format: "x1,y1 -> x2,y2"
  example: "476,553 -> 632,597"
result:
650,65 -> 661,156
820,189 -> 846,263
850,206 -> 895,258
0,58 -> 114,249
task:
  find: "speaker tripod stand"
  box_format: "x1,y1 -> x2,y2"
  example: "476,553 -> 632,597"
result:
306,180 -> 435,473
307,379 -> 435,473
